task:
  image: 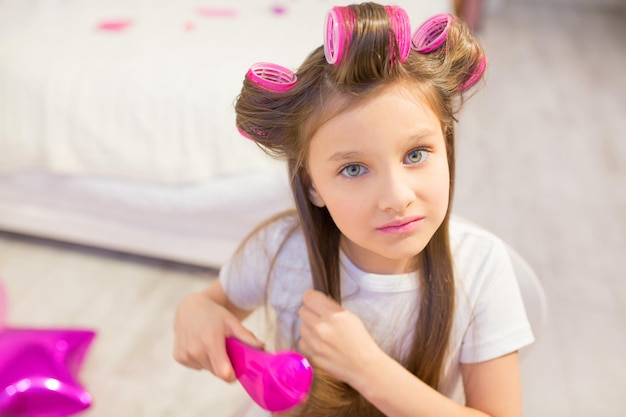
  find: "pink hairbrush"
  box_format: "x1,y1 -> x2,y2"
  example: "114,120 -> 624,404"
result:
225,337 -> 313,413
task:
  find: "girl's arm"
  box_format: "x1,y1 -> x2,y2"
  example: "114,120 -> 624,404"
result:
351,350 -> 521,417
298,289 -> 523,417
199,278 -> 255,321
173,279 -> 265,381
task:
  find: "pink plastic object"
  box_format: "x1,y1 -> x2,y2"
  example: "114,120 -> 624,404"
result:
197,7 -> 238,18
459,54 -> 487,91
247,62 -> 297,92
225,337 -> 313,413
0,328 -> 95,416
97,19 -> 133,31
325,6 -> 411,65
0,282 -> 5,330
412,13 -> 454,53
271,5 -> 287,15
324,7 -> 347,64
385,6 -> 411,63
237,125 -> 269,141
237,126 -> 253,140
0,282 -> 96,417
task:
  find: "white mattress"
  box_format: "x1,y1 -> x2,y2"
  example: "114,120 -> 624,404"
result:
0,170 -> 294,267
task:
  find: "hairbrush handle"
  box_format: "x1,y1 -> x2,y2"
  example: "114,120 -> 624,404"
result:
225,337 -> 313,412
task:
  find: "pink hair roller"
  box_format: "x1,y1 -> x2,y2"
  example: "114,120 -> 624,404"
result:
324,6 -> 411,65
237,125 -> 268,140
385,6 -> 411,63
459,54 -> 487,91
237,126 -> 253,140
324,7 -> 348,65
246,62 -> 297,93
411,13 -> 454,53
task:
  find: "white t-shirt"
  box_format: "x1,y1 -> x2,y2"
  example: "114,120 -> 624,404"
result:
220,214 -> 534,404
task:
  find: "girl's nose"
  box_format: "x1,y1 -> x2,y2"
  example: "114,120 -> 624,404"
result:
377,169 -> 415,213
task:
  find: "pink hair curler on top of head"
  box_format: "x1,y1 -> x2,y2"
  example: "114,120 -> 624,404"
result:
324,6 -> 348,65
324,5 -> 411,65
225,337 -> 313,413
384,6 -> 411,63
411,13 -> 454,53
246,62 -> 297,93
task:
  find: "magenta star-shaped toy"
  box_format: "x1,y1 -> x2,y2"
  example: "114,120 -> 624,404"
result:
0,282 -> 96,417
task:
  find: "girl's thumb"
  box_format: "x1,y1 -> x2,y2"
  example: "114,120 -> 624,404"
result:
228,326 -> 265,350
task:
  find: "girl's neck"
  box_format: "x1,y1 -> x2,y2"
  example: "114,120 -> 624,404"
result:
339,236 -> 422,275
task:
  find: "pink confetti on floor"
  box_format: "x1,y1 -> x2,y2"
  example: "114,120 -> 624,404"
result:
271,5 -> 287,15
197,7 -> 239,18
97,19 -> 133,31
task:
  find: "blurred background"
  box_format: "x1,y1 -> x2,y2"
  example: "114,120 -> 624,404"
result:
0,0 -> 624,416
454,0 -> 626,416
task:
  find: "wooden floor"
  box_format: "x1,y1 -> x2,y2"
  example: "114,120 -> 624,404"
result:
1,3 -> 625,417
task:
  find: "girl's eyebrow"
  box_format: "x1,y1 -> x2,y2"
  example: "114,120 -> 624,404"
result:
407,130 -> 439,142
327,151 -> 363,163
327,130 -> 438,163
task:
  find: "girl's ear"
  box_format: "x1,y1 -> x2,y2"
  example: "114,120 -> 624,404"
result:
308,182 -> 326,207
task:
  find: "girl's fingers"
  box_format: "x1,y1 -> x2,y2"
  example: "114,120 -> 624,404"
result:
185,357 -> 206,371
298,303 -> 320,325
209,346 -> 236,382
227,324 -> 265,350
301,289 -> 343,316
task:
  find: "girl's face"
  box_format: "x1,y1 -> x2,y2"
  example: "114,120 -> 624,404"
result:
307,83 -> 450,274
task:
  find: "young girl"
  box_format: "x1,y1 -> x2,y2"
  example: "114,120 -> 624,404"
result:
174,3 -> 534,417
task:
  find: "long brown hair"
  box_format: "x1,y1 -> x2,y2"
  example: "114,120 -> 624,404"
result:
235,3 -> 485,416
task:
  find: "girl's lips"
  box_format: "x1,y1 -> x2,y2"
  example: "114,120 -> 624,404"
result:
377,216 -> 425,234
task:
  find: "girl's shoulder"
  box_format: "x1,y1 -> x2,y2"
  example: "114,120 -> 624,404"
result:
237,210 -> 307,264
449,216 -> 509,254
247,210 -> 301,246
448,216 -> 513,283
220,210 -> 310,311
449,217 -> 536,364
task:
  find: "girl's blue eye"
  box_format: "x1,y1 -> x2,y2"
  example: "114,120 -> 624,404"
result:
340,164 -> 367,177
404,149 -> 429,164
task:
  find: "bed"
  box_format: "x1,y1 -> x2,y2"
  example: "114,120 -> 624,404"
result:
0,0 -> 450,268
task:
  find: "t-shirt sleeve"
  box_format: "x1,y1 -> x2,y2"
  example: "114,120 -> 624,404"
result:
219,218 -> 293,311
459,237 -> 535,364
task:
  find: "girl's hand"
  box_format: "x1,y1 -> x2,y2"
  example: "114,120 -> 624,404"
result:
173,290 -> 264,382
297,289 -> 385,387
